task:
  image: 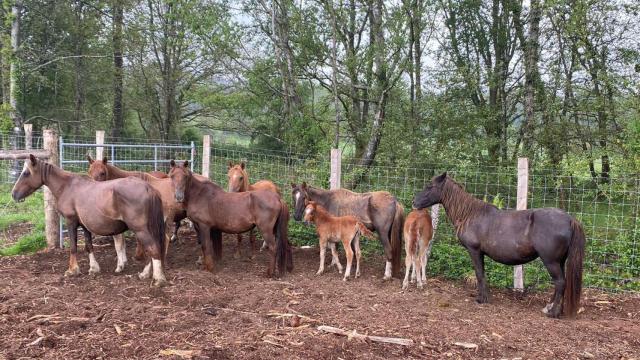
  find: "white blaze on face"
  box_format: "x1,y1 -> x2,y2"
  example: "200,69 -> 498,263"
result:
304,207 -> 312,216
295,191 -> 301,206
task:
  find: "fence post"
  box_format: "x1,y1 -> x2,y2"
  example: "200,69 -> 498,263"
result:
190,141 -> 195,171
330,148 -> 341,190
153,145 -> 158,171
95,130 -> 105,159
514,157 -> 529,291
202,135 -> 211,178
24,124 -> 32,150
43,129 -> 60,250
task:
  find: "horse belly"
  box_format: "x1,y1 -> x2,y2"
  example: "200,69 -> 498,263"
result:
80,216 -> 127,236
479,223 -> 538,265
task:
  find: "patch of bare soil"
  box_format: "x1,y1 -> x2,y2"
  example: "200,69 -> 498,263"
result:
0,228 -> 639,359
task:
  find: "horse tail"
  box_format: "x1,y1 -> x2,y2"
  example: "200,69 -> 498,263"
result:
147,190 -> 166,264
274,200 -> 291,275
564,218 -> 585,318
391,202 -> 405,278
357,222 -> 376,240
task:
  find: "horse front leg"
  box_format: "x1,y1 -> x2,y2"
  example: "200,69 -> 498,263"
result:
541,260 -> 565,318
468,249 -> 489,303
199,224 -> 215,272
380,232 -> 393,281
64,219 -> 80,277
316,238 -> 327,276
134,239 -> 146,262
171,220 -> 181,243
402,252 -> 413,290
83,227 -> 100,275
234,233 -> 243,259
248,229 -> 256,259
328,242 -> 343,273
113,233 -> 128,273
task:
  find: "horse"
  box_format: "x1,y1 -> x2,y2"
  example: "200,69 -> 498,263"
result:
12,155 -> 167,287
413,172 -> 585,318
227,161 -> 281,258
402,209 -> 434,290
87,155 -> 191,267
290,182 -> 404,280
303,201 -> 375,281
168,160 -> 293,277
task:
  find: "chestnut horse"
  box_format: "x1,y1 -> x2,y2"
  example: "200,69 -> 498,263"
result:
227,161 -> 281,258
12,155 -> 167,286
87,156 -> 191,267
413,172 -> 585,318
169,161 -> 293,277
291,182 -> 404,279
303,201 -> 375,281
402,209 -> 434,290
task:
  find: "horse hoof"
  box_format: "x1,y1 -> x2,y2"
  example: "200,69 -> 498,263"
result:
233,252 -> 241,259
88,267 -> 101,276
383,275 -> 392,281
153,278 -> 168,288
343,277 -> 349,282
402,282 -> 408,290
417,283 -> 424,290
315,270 -> 324,276
114,266 -> 124,274
170,235 -> 177,243
138,272 -> 150,280
475,297 -> 488,304
64,268 -> 80,277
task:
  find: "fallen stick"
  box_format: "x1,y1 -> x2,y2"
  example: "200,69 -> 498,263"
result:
267,312 -> 320,323
317,325 -> 414,346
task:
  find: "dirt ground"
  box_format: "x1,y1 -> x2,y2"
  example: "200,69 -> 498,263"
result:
1,228 -> 639,360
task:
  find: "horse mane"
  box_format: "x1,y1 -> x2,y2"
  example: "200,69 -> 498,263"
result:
441,177 -> 496,233
239,166 -> 250,191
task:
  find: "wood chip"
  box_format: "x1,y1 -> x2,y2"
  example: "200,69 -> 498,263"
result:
453,342 -> 478,350
114,324 -> 123,335
159,349 -> 202,358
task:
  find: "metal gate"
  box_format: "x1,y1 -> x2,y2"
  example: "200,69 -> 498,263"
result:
58,137 -> 195,247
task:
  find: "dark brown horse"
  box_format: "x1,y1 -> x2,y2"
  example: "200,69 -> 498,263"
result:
413,172 -> 585,318
12,155 -> 167,286
291,182 -> 404,279
227,161 -> 281,258
169,161 -> 293,277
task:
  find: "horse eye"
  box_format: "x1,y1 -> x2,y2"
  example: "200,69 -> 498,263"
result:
23,171 -> 30,177
239,176 -> 243,180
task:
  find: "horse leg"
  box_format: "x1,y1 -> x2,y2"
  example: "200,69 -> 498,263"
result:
234,233 -> 243,259
199,225 -> 215,272
541,260 -> 566,318
316,238 -> 327,276
113,233 -> 128,273
136,231 -> 167,287
248,229 -> 256,259
379,231 -> 393,281
468,249 -> 489,303
354,237 -> 362,278
402,251 -> 413,290
171,220 -> 180,243
343,239 -> 354,282
329,242 -> 343,273
262,232 -> 277,277
83,227 -> 101,275
414,252 -> 423,289
64,220 -> 81,277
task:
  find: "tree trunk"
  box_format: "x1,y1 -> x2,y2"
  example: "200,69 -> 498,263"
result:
522,0 -> 541,157
73,1 -> 85,137
111,0 -> 124,138
9,0 -> 23,127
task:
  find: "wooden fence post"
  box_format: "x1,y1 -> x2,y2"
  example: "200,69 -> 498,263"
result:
24,124 -> 32,150
514,157 -> 529,291
95,130 -> 105,159
202,135 -> 211,178
330,148 -> 341,190
43,129 -> 60,249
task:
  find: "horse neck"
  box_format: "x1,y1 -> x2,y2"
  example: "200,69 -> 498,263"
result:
188,174 -> 221,199
40,162 -> 73,198
106,163 -> 135,179
241,170 -> 250,191
311,205 -> 333,225
440,179 -> 488,229
307,187 -> 331,206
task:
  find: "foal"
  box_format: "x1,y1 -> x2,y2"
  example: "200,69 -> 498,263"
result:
402,209 -> 434,290
304,201 -> 375,281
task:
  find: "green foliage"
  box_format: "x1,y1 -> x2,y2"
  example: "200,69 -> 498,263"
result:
0,185 -> 46,256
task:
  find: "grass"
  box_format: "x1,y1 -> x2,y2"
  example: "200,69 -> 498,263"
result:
0,184 -> 46,256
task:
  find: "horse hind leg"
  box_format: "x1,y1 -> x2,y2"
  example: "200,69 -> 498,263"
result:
402,253 -> 413,290
342,239 -> 354,282
249,229 -> 256,259
234,233 -> 243,259
468,249 -> 489,303
136,231 -> 167,287
541,260 -> 565,318
354,237 -> 362,278
113,234 -> 128,273
64,220 -> 81,277
171,220 -> 180,243
329,242 -> 343,273
83,227 -> 101,275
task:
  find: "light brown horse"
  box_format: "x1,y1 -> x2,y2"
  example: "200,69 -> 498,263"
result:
227,161 -> 281,258
169,161 -> 293,277
291,182 -> 404,279
402,209 -> 434,290
87,155 -> 189,268
12,155 -> 167,286
303,201 -> 375,281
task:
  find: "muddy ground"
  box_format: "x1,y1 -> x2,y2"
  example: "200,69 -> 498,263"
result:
1,228 -> 639,359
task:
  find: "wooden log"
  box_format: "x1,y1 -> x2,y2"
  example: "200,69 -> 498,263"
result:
330,148 -> 341,190
317,325 -> 414,346
43,129 -> 60,250
0,150 -> 49,160
96,130 -> 105,159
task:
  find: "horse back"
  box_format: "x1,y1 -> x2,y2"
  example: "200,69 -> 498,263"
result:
251,180 -> 280,195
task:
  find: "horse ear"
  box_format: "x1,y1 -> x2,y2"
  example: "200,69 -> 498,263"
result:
290,183 -> 296,189
87,154 -> 94,164
183,160 -> 189,168
228,161 -> 233,169
240,162 -> 245,170
301,181 -> 307,189
102,157 -> 108,165
29,154 -> 37,166
170,160 -> 176,168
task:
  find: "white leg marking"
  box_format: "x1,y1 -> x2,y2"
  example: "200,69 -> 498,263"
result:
316,245 -> 326,275
114,235 -> 127,273
542,303 -> 553,314
139,262 -> 152,280
384,261 -> 392,280
152,258 -> 167,287
88,253 -> 101,275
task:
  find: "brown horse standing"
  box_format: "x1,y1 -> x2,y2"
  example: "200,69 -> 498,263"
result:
87,156 -> 190,268
303,201 -> 375,281
402,209 -> 434,290
12,155 -> 167,286
227,162 -> 281,258
291,182 -> 404,279
169,161 -> 293,277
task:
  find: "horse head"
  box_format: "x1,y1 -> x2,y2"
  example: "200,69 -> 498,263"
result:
168,159 -> 191,203
413,172 -> 447,209
12,154 -> 44,202
303,201 -> 317,225
87,154 -> 110,181
227,161 -> 246,192
290,182 -> 309,221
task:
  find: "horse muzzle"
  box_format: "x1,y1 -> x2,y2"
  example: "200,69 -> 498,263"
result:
12,191 -> 25,203
175,192 -> 185,203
